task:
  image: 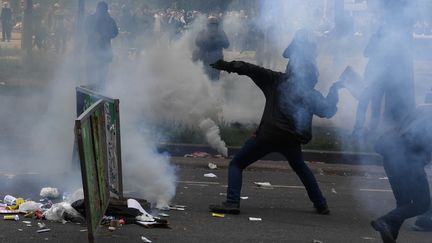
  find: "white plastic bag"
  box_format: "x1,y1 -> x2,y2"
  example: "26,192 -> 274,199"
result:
18,201 -> 43,213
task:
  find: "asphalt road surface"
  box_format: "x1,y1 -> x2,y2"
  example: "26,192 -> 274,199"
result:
0,157 -> 431,243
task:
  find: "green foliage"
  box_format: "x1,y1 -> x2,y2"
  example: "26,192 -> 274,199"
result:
153,119 -> 373,152
0,48 -> 58,86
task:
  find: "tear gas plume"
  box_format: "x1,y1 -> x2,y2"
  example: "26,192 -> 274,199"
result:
105,16 -> 230,205
199,118 -> 228,157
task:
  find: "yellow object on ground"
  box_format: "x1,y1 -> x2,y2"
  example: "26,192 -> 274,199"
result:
212,213 -> 225,218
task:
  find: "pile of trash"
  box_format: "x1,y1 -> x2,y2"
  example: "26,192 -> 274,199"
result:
1,187 -> 169,233
72,198 -> 170,230
1,188 -> 84,223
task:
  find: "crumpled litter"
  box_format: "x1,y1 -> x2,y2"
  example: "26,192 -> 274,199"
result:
128,199 -> 155,222
254,182 -> 273,189
184,152 -> 211,158
208,162 -> 217,170
43,202 -> 84,223
204,173 -> 217,178
40,187 -> 60,199
141,236 -> 152,242
18,201 -> 43,213
249,217 -> 262,221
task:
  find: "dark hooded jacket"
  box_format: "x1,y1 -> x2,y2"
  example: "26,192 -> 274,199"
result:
219,61 -> 339,144
85,7 -> 118,63
195,26 -> 229,65
376,105 -> 432,165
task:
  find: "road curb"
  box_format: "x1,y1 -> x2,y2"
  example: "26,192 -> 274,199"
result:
158,143 -> 382,165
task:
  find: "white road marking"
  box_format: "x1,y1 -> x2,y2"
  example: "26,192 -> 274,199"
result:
177,180 -> 220,185
359,189 -> 392,192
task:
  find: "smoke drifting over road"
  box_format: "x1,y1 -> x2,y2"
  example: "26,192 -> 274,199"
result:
1,0 -> 431,211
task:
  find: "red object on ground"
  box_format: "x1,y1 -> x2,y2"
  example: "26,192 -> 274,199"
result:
34,210 -> 43,219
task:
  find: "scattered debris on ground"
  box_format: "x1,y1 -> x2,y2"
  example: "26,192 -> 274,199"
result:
254,182 -> 274,189
40,188 -> 60,199
141,236 -> 152,242
212,213 -> 225,218
1,188 -> 171,237
184,151 -> 225,158
204,173 -> 217,178
249,217 -> 262,221
208,162 -> 218,170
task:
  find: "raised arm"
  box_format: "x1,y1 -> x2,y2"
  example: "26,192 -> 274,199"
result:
211,60 -> 284,90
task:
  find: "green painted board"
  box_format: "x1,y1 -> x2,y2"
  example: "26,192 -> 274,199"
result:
76,86 -> 123,198
75,100 -> 109,242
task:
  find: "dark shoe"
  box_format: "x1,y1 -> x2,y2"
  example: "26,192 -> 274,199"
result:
412,224 -> 432,232
412,217 -> 432,232
371,219 -> 396,243
209,201 -> 240,215
315,204 -> 330,215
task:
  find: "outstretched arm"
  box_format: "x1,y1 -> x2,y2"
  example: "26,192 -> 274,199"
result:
211,60 -> 284,90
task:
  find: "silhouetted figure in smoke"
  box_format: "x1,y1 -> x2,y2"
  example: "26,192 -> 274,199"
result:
208,39 -> 343,215
85,1 -> 118,91
283,29 -> 317,74
194,16 -> 229,81
33,3 -> 47,50
332,0 -> 354,67
372,103 -> 432,242
51,3 -> 67,54
411,91 -> 432,233
1,2 -> 12,42
352,28 -> 387,136
380,1 -> 416,128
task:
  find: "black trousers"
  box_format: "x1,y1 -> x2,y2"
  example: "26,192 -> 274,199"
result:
226,137 -> 327,208
376,134 -> 431,238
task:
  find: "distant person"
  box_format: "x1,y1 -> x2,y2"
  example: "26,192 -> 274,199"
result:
84,1 -> 118,91
380,2 -> 416,129
352,28 -> 386,137
32,3 -> 46,50
51,3 -> 67,53
208,38 -> 343,215
372,103 -> 432,243
194,16 -> 229,81
1,2 -> 12,42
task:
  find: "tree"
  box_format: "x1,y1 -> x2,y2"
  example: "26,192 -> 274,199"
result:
21,0 -> 32,58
